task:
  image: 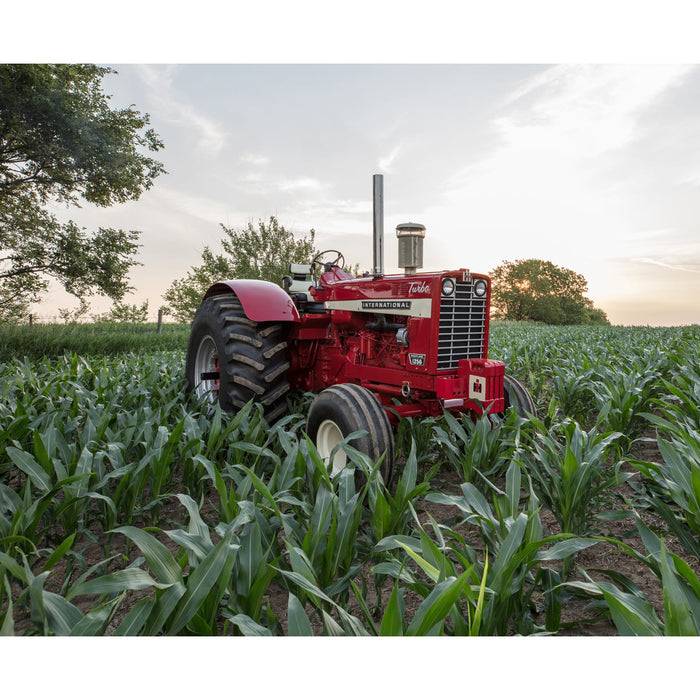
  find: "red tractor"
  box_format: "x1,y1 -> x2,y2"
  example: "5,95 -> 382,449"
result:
185,175 -> 534,483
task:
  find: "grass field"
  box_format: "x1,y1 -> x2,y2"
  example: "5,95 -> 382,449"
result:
0,321 -> 190,361
1,321 -> 700,635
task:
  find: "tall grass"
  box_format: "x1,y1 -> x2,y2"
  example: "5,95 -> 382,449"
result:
0,322 -> 189,360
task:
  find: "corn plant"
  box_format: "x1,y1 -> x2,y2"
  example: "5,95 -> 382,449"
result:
72,497 -> 244,636
631,428 -> 700,560
276,438 -> 369,604
549,359 -> 597,424
517,417 -> 630,535
401,462 -> 598,634
592,360 -> 662,448
364,438 -> 430,544
566,517 -> 700,635
393,415 -> 442,478
433,408 -> 524,484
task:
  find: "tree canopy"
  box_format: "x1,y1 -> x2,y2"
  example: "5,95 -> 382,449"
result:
0,64 -> 164,321
163,217 -> 320,322
489,258 -> 609,325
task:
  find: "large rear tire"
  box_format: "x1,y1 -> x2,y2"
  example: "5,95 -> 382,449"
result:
306,383 -> 394,485
503,374 -> 536,418
186,294 -> 290,423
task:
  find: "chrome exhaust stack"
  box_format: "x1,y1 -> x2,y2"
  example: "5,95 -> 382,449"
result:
373,174 -> 384,276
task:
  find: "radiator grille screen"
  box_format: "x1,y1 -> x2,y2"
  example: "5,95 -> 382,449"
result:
437,280 -> 486,371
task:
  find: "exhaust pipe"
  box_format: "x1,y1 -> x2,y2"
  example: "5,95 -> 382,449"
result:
373,174 -> 384,276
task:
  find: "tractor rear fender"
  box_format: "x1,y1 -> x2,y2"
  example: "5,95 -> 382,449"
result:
203,280 -> 301,323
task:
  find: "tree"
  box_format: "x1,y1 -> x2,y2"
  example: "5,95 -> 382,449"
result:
0,64 -> 164,321
105,299 -> 149,323
164,217 -> 321,322
58,299 -> 91,324
489,258 -> 609,325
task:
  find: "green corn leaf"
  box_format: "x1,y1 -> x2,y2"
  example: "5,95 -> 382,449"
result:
42,591 -> 84,636
379,580 -> 404,637
70,598 -> 121,636
348,580 -> 379,636
68,567 -> 171,600
0,552 -> 27,582
470,554 -> 489,636
41,533 -> 77,573
692,463 -> 700,508
113,597 -> 155,636
406,570 -> 472,636
1,576 -> 14,636
167,533 -> 238,635
112,525 -> 183,585
537,537 -> 598,561
287,592 -> 314,636
175,494 -> 213,545
276,569 -> 335,610
659,544 -> 697,636
6,446 -> 52,493
539,567 -> 561,634
395,540 -> 441,583
322,610 -> 345,636
29,570 -> 50,634
164,529 -> 212,563
595,582 -> 662,636
142,583 -> 187,636
224,612 -> 273,636
286,542 -> 318,587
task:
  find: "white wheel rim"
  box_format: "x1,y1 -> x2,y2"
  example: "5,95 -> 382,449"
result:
193,335 -> 219,403
316,419 -> 347,476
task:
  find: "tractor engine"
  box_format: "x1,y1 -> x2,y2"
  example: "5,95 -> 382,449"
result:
286,264 -> 505,420
185,175 -> 534,485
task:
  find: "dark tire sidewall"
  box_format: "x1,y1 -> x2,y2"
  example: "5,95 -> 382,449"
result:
306,384 -> 394,485
185,297 -> 236,411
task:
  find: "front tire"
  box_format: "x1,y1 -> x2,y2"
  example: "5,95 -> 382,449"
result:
185,294 -> 290,423
306,383 -> 394,485
503,374 -> 536,418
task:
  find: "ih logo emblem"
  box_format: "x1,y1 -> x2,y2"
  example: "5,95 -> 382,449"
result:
469,375 -> 486,401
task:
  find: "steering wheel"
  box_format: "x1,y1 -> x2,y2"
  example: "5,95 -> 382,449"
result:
311,249 -> 345,282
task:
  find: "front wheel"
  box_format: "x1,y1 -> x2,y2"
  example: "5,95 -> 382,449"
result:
306,384 -> 394,485
503,374 -> 536,418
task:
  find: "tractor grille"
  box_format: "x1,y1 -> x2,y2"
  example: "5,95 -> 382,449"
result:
437,280 -> 487,371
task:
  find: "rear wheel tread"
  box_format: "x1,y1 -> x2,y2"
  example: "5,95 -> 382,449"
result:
186,293 -> 290,423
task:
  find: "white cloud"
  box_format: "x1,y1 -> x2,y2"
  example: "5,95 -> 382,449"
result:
135,65 -> 229,156
495,65 -> 693,159
378,143 -> 404,173
240,153 -> 270,167
437,65 -> 697,249
277,177 -> 327,193
149,186 -> 236,226
632,257 -> 700,274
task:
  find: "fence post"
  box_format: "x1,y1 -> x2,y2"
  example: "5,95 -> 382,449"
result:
29,314 -> 33,328
157,308 -> 163,334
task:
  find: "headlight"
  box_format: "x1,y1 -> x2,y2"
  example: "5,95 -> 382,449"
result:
441,277 -> 455,297
474,279 -> 487,297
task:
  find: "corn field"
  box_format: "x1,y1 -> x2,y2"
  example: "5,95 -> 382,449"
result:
1,323 -> 700,636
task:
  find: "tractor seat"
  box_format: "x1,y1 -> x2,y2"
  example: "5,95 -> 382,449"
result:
282,263 -> 327,313
282,263 -> 313,301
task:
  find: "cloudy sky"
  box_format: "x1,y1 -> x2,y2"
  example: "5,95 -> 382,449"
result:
13,6 -> 700,326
